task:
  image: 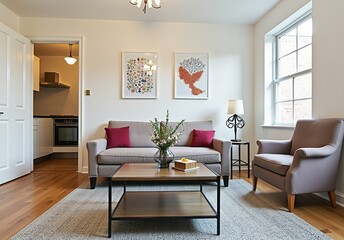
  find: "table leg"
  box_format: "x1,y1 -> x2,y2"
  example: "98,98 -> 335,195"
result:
248,143 -> 250,178
217,176 -> 220,235
230,147 -> 233,179
108,178 -> 112,238
238,145 -> 241,173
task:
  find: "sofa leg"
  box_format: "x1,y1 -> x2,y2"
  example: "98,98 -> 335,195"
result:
288,194 -> 295,212
253,176 -> 257,191
223,176 -> 229,187
328,191 -> 336,208
90,177 -> 96,189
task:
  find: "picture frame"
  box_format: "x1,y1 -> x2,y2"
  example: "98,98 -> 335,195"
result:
174,53 -> 209,99
122,52 -> 158,99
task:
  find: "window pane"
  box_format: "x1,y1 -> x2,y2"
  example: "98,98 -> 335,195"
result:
276,101 -> 293,124
298,45 -> 312,72
298,18 -> 312,49
276,79 -> 292,101
295,99 -> 312,120
278,52 -> 296,78
274,15 -> 312,125
279,29 -> 296,57
294,73 -> 312,99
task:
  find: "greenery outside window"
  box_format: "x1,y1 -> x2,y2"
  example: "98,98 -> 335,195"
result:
274,14 -> 312,125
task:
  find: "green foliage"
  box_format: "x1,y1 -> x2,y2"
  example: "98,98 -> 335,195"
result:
150,110 -> 185,151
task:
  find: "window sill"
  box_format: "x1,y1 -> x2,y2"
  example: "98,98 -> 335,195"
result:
260,124 -> 295,129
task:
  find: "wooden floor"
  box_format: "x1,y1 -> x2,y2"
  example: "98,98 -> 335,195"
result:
0,160 -> 344,239
0,159 -> 87,239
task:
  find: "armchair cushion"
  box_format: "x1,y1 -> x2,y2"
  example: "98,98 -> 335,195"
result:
253,154 -> 293,175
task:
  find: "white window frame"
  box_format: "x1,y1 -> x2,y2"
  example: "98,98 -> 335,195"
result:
272,12 -> 312,125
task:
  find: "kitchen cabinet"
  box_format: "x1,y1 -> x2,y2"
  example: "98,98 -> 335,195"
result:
33,118 -> 53,159
33,55 -> 40,91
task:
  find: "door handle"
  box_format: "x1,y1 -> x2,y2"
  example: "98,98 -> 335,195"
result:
0,112 -> 3,115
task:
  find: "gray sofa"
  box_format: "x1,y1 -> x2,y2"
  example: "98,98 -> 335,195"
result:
87,120 -> 231,189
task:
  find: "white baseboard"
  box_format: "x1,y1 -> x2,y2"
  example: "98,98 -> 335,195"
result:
81,166 -> 88,174
314,190 -> 344,208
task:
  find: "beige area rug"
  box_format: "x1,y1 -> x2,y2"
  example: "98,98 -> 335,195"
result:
11,179 -> 329,240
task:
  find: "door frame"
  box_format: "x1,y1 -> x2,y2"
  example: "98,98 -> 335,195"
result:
30,36 -> 84,173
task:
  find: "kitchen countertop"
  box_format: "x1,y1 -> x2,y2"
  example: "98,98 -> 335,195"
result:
34,115 -> 78,118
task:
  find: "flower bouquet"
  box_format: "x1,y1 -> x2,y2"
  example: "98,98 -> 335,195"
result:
150,110 -> 185,168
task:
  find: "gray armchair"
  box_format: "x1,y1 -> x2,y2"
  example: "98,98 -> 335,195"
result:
252,118 -> 344,211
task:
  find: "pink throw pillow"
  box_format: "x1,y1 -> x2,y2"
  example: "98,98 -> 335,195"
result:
189,129 -> 215,148
105,126 -> 131,148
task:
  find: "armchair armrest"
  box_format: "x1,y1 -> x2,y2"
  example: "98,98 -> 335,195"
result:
212,138 -> 231,176
257,139 -> 291,154
86,138 -> 107,177
286,145 -> 339,194
294,145 -> 336,159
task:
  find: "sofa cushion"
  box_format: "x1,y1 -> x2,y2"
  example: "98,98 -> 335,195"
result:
253,154 -> 293,176
105,126 -> 131,148
98,148 -> 157,164
169,121 -> 214,146
98,146 -> 221,165
170,146 -> 220,164
108,121 -> 155,147
189,129 -> 215,148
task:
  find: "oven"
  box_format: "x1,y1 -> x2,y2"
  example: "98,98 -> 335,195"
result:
54,118 -> 78,146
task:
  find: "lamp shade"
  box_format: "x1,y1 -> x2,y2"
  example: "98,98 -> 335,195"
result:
64,57 -> 77,65
227,100 -> 244,115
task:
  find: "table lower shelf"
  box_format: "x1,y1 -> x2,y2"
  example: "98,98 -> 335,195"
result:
112,191 -> 216,219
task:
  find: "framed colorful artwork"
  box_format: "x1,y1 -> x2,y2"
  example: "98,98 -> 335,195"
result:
122,52 -> 158,99
174,53 -> 209,99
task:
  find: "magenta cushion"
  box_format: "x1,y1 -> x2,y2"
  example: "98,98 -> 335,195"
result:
105,126 -> 131,148
190,129 -> 215,148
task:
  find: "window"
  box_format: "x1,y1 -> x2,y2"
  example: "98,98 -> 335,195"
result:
274,14 -> 312,125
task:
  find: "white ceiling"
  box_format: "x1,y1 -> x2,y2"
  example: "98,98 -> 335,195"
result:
4,0 -> 280,56
0,0 -> 279,25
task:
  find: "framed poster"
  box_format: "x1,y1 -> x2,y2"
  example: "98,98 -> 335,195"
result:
174,53 -> 208,99
122,52 -> 158,99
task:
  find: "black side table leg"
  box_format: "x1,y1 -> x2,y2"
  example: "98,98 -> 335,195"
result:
238,145 -> 241,173
248,143 -> 250,178
230,147 -> 233,179
108,178 -> 112,238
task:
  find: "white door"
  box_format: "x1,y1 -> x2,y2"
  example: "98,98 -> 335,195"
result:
0,22 -> 32,184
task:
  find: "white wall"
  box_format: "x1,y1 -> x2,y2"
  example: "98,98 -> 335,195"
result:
33,55 -> 79,116
254,0 -> 344,205
0,3 -> 19,31
19,18 -> 254,171
312,0 -> 344,204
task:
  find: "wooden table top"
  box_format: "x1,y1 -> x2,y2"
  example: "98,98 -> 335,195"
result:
112,163 -> 218,181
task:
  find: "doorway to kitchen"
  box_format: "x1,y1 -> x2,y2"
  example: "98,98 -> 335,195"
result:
31,38 -> 83,173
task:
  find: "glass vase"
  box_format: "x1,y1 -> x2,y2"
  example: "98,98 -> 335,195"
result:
154,148 -> 174,168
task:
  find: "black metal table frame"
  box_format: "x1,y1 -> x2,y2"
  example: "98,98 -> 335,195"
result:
230,141 -> 250,179
108,172 -> 220,238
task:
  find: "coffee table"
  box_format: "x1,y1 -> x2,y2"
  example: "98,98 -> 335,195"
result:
108,163 -> 220,238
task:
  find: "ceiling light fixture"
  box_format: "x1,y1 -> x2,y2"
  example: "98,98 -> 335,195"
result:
64,44 -> 77,65
130,0 -> 161,14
